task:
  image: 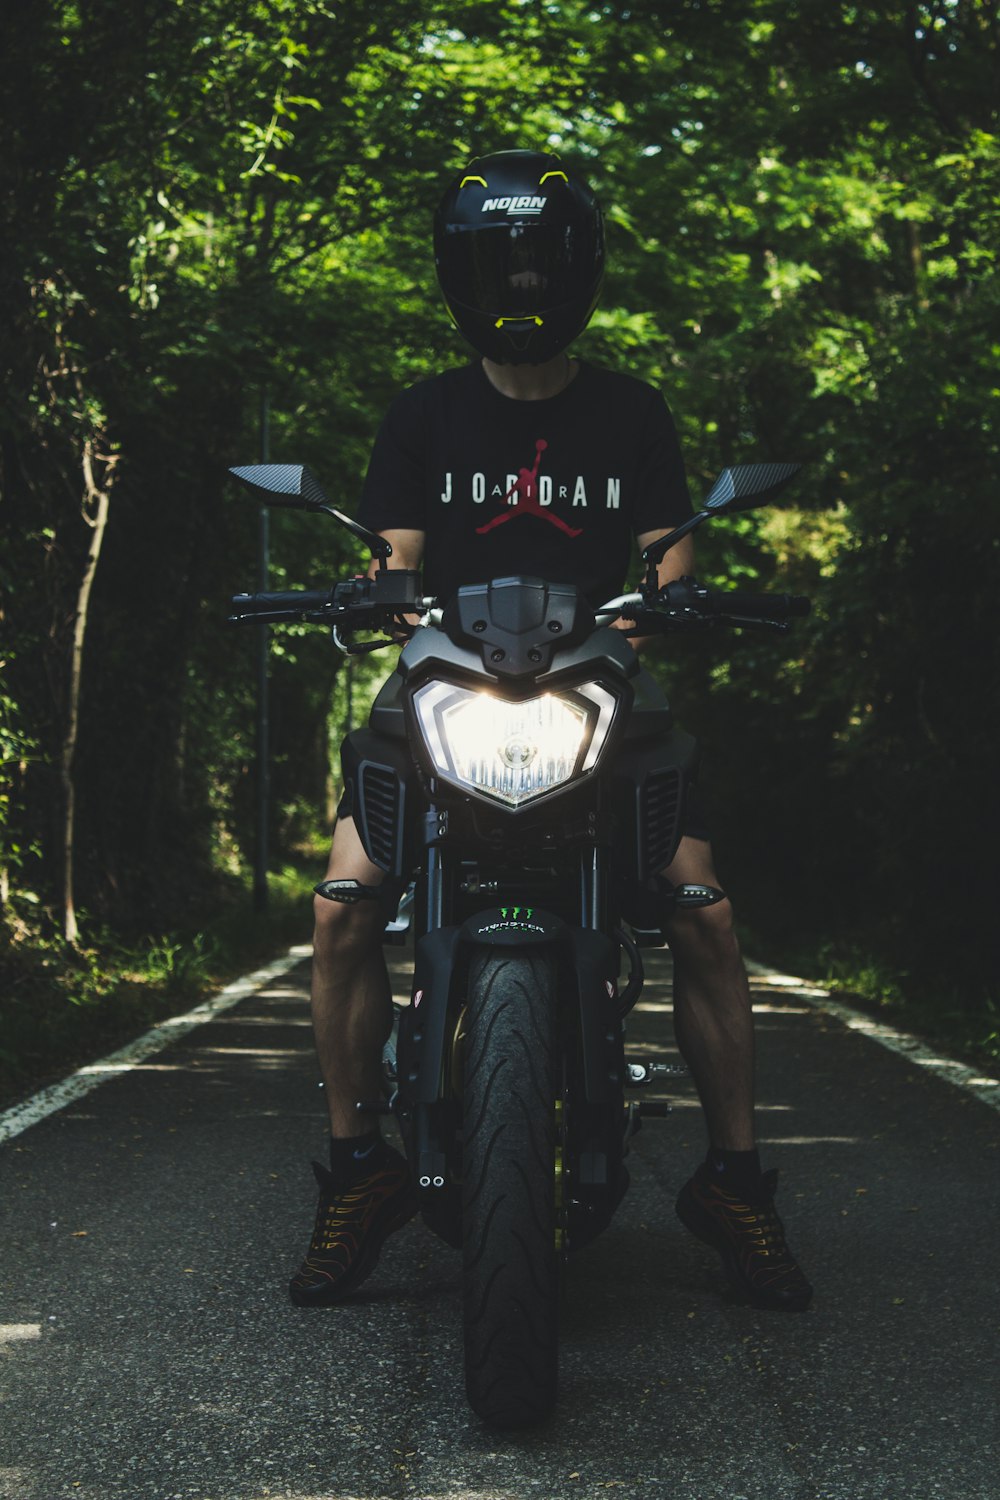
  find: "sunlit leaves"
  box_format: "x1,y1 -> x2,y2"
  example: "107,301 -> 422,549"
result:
2,0 -> 997,1024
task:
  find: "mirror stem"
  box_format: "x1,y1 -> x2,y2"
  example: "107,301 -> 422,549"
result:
642,510 -> 710,593
316,505 -> 393,565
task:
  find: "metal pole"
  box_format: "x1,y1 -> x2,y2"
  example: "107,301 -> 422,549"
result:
344,652 -> 354,736
253,389 -> 271,912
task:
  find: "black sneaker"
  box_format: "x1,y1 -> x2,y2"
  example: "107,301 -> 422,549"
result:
676,1165 -> 813,1311
289,1148 -> 417,1307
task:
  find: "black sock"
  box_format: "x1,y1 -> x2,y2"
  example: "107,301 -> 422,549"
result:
329,1129 -> 386,1183
705,1145 -> 762,1192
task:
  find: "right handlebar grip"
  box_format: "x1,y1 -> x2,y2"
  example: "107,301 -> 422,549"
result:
710,591 -> 811,619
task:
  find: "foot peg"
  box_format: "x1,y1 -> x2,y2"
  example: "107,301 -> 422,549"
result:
355,1094 -> 397,1116
625,1059 -> 689,1086
624,1097 -> 672,1149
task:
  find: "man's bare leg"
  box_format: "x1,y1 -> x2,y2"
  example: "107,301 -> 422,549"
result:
663,835 -> 813,1308
310,815 -> 393,1136
661,835 -> 755,1152
289,814 -> 416,1307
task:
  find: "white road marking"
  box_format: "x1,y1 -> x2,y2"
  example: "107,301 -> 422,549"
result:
4,946 -> 995,1144
0,945 -> 312,1145
746,959 -> 1000,1113
0,1324 -> 41,1343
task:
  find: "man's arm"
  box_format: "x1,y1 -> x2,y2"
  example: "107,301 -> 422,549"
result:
636,526 -> 695,590
365,529 -> 426,638
611,526 -> 696,648
366,528 -> 425,578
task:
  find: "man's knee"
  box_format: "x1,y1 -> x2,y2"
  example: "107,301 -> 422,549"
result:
312,892 -> 382,964
666,894 -> 741,965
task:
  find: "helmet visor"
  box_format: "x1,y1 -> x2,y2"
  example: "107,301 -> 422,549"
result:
436,221 -> 601,317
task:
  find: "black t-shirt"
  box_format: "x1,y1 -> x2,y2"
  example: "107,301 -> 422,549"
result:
358,360 -> 691,607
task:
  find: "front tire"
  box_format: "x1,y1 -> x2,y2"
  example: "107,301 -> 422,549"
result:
462,949 -> 558,1428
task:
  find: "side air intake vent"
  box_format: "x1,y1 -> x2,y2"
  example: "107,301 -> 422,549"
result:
360,763 -> 401,872
640,768 -> 682,879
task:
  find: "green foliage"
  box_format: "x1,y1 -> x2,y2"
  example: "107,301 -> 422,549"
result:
0,863 -> 314,1103
1,0 -> 997,1070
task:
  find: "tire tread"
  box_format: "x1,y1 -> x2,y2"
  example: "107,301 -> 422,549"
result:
462,951 -> 558,1428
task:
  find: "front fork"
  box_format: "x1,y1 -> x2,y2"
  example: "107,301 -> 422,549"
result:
580,842 -> 605,932
397,805 -> 626,1246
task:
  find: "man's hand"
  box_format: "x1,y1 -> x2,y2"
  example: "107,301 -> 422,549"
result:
368,528 -> 426,642
613,525 -> 697,651
609,612 -> 639,641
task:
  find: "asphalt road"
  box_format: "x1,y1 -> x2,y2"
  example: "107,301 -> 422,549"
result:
1,943 -> 997,1500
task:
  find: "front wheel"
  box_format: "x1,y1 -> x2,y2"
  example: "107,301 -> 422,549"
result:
462,949 -> 558,1428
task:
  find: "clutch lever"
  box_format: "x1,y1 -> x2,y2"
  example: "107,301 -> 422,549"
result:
723,614 -> 791,633
332,625 -> 396,655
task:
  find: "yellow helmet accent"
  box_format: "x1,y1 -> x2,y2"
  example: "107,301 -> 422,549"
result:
494,315 -> 545,329
460,174 -> 488,188
539,170 -> 569,185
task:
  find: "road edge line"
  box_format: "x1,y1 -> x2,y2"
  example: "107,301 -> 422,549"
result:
5,948 -> 995,1142
0,944 -> 312,1146
746,958 -> 999,1114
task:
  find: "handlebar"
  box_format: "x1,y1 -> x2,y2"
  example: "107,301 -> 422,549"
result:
234,590 -> 336,614
230,589 -> 338,625
229,575 -> 811,645
702,589 -> 811,621
635,578 -> 811,633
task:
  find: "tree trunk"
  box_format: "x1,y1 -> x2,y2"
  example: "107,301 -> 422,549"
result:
61,439 -> 114,945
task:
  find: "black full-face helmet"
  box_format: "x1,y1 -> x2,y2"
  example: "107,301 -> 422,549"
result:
433,149 -> 605,365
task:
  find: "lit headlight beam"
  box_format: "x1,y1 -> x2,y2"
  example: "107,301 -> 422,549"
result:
413,681 -> 618,808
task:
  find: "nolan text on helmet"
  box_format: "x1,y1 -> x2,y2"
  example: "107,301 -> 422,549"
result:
481,196 -> 547,215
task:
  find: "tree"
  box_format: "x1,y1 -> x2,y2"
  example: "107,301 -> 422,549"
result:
1,0 -> 996,1039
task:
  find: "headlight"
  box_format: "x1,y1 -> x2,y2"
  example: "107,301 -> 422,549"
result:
413,681 -> 618,807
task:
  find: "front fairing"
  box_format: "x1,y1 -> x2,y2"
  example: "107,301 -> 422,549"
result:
349,576 -> 686,891
396,608 -> 641,697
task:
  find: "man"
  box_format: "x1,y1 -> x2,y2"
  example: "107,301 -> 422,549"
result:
289,150 -> 812,1312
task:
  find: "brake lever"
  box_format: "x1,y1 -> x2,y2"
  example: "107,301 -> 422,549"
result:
627,606 -> 714,634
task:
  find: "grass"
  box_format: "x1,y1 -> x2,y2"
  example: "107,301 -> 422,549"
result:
0,862 -> 316,1110
745,929 -> 1000,1078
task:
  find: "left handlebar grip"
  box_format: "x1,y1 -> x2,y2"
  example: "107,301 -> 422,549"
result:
230,590 -> 334,615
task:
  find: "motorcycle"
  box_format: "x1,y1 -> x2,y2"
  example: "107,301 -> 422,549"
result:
229,459 -> 809,1428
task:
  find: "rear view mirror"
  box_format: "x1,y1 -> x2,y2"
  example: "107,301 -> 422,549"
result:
703,463 -> 801,512
640,460 -> 803,583
228,464 -> 330,509
228,463 -> 392,563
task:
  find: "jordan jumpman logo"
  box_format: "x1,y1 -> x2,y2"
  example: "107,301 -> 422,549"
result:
475,439 -> 583,537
